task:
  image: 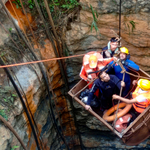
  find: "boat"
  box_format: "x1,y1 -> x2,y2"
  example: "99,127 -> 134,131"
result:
68,68 -> 150,146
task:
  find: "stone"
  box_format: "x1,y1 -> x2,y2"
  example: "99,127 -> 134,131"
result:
0,125 -> 11,150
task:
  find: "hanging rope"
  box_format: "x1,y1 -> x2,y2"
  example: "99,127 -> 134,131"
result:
119,0 -> 122,47
113,72 -> 125,130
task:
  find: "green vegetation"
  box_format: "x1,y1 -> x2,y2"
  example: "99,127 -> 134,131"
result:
124,20 -> 137,34
12,0 -> 79,12
0,109 -> 8,120
90,5 -> 100,34
9,28 -> 13,32
0,86 -> 18,120
11,146 -> 19,150
12,0 -> 23,8
112,0 -> 117,4
129,20 -> 136,32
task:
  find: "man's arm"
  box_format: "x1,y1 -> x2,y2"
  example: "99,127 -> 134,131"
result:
101,46 -> 108,58
111,75 -> 125,90
79,66 -> 88,81
112,94 -> 137,104
85,81 -> 99,110
123,60 -> 139,71
106,61 -> 114,74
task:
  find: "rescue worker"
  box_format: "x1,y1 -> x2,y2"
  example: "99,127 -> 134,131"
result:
102,37 -> 119,58
107,47 -> 139,97
113,79 -> 150,114
113,79 -> 150,124
85,71 -> 125,111
79,51 -> 113,89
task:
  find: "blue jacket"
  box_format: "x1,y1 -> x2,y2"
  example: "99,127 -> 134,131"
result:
87,75 -> 122,109
108,59 -> 139,96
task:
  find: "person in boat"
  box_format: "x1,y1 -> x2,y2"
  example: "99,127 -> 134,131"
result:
85,71 -> 125,111
79,51 -> 114,89
113,79 -> 150,122
102,37 -> 120,58
107,47 -> 139,97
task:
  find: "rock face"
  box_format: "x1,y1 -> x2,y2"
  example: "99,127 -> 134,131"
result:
1,0 -> 150,150
65,0 -> 150,149
66,0 -> 150,84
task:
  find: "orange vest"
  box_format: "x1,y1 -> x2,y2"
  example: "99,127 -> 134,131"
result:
81,51 -> 113,80
132,87 -> 150,113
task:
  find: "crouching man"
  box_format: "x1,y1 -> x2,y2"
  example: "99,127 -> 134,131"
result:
85,71 -> 125,112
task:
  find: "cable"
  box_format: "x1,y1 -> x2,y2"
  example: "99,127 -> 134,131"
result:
0,57 -> 41,150
119,0 -> 121,47
1,2 -> 69,149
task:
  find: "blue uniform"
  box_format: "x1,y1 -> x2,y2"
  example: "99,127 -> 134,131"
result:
87,75 -> 122,109
108,59 -> 139,97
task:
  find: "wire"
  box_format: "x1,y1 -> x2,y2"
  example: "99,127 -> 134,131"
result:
0,57 -> 41,150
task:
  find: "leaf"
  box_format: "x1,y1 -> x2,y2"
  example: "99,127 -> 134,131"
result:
28,0 -> 32,3
3,98 -> 7,102
96,11 -> 99,18
93,21 -> 98,32
29,5 -> 33,9
16,4 -> 19,9
12,94 -> 17,97
11,145 -> 20,150
9,28 -> 12,32
91,21 -> 94,32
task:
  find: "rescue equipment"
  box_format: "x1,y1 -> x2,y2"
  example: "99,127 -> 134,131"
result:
137,79 -> 150,91
115,113 -> 132,133
120,47 -> 129,54
89,55 -> 98,68
132,86 -> 150,113
103,103 -> 132,122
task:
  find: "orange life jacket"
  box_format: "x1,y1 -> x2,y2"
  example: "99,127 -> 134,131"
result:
80,51 -> 113,80
115,113 -> 132,133
132,87 -> 150,113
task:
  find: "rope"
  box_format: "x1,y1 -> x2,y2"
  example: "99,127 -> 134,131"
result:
113,72 -> 125,130
0,52 -> 100,69
73,61 -> 116,98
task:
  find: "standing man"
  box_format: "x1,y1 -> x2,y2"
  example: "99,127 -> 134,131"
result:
85,71 -> 125,111
102,37 -> 119,58
107,47 -> 139,97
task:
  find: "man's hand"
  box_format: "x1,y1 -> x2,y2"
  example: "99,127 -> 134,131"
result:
112,94 -> 120,100
132,80 -> 137,86
121,81 -> 125,87
87,78 -> 93,82
85,105 -> 92,110
113,57 -> 119,63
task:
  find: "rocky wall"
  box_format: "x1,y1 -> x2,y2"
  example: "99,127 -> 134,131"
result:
65,0 -> 150,149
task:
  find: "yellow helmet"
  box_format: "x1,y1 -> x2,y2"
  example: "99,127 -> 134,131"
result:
120,47 -> 129,54
89,55 -> 98,68
137,79 -> 150,91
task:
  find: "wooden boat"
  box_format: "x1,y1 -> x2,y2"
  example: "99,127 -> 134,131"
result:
68,68 -> 150,146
